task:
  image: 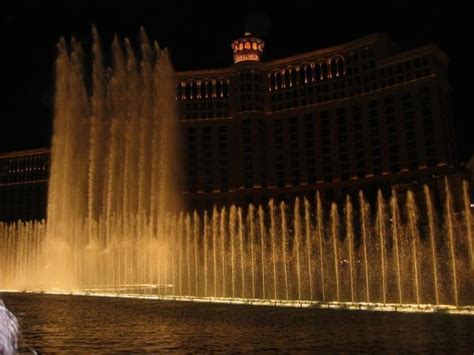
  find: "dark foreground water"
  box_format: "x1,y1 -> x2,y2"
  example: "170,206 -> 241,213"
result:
1,293 -> 473,353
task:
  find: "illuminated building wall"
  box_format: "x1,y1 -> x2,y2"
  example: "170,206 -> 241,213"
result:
0,149 -> 49,221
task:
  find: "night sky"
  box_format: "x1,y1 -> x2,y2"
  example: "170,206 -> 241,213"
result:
0,1 -> 472,161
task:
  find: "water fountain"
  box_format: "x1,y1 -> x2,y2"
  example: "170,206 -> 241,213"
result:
0,29 -> 473,314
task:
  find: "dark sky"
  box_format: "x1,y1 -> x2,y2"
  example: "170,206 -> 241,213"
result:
0,1 -> 472,161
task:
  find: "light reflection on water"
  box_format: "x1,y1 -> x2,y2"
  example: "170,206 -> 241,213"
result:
1,292 -> 473,353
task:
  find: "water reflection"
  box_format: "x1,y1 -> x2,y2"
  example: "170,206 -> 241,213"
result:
2,293 -> 473,353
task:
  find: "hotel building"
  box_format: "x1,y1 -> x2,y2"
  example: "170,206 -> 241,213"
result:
0,33 -> 459,219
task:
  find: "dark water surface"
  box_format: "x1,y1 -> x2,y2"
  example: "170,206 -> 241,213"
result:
1,292 -> 473,353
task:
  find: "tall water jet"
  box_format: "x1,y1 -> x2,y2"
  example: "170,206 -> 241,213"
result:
220,207 -> 227,297
330,203 -> 340,302
269,200 -> 278,300
212,207 -> 218,297
424,185 -> 439,305
238,207 -> 245,299
193,211 -> 200,296
390,190 -> 403,304
203,211 -> 209,297
359,191 -> 370,303
186,214 -> 191,295
230,206 -> 236,298
171,215 -> 177,295
293,198 -> 302,301
248,204 -> 256,299
445,178 -> 459,306
344,196 -> 355,303
407,191 -> 420,305
178,213 -> 184,296
316,192 -> 325,302
280,202 -> 290,301
258,205 -> 266,300
40,28 -> 181,291
304,198 -> 313,301
462,181 -> 473,270
376,190 -> 387,304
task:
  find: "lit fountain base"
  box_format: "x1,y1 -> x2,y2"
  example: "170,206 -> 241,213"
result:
2,288 -> 473,315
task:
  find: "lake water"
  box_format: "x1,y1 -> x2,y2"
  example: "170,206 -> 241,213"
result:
1,292 -> 473,353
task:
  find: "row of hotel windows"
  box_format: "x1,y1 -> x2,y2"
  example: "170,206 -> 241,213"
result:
186,126 -> 230,193
180,46 -> 379,117
178,79 -> 231,100
0,184 -> 47,221
179,54 -> 435,119
179,53 -> 429,108
268,56 -> 345,91
0,156 -> 50,185
269,56 -> 432,112
268,45 -> 376,92
183,101 -> 230,120
274,89 -> 439,186
236,71 -> 265,112
270,74 -> 377,112
379,55 -> 432,89
184,87 -> 440,192
179,46 -> 377,102
182,60 -> 432,118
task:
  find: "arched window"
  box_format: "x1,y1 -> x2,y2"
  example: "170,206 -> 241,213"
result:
222,81 -> 229,97
299,67 -> 305,84
337,57 -> 345,76
321,62 -> 328,80
195,81 -> 201,99
315,63 -> 322,81
276,72 -> 282,90
330,59 -> 337,79
271,71 -> 280,90
222,79 -> 227,97
199,82 -> 205,98
185,82 -> 191,99
269,73 -> 276,91
304,65 -> 312,83
177,83 -> 182,99
216,80 -> 223,97
283,70 -> 290,88
290,68 -> 297,86
206,81 -> 213,98
211,80 -> 217,98
245,42 -> 251,50
298,64 -> 310,84
191,81 -> 198,99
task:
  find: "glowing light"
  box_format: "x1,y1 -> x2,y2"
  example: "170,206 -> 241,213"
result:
2,290 -> 473,315
234,53 -> 260,63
